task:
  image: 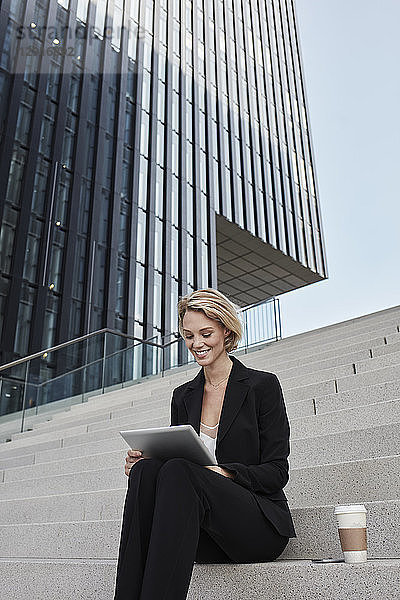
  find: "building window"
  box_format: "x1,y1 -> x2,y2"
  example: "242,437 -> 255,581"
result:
0,204 -> 18,274
43,293 -> 59,350
171,131 -> 179,176
61,112 -> 77,169
140,111 -> 150,158
157,81 -> 165,122
171,175 -> 179,226
155,165 -> 164,218
186,234 -> 194,285
156,119 -> 164,165
138,156 -> 148,209
186,183 -> 193,234
116,255 -> 127,317
23,218 -> 43,283
171,225 -> 178,278
6,147 -> 27,207
200,241 -> 208,287
49,227 -> 65,290
13,283 -> 36,356
32,157 -> 50,217
153,270 -> 162,329
136,208 -> 147,264
135,262 -> 145,321
154,217 -> 163,271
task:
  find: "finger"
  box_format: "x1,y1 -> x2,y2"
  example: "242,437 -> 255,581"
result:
126,454 -> 141,462
128,449 -> 142,457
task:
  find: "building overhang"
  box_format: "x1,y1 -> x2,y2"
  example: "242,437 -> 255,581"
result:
216,214 -> 326,307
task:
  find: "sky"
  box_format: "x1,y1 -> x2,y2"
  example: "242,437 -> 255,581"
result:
279,0 -> 400,338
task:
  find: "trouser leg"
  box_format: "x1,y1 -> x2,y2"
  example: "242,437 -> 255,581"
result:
114,457 -> 164,600
195,528 -> 234,564
115,456 -> 289,600
138,458 -> 208,600
139,457 -> 288,600
113,457 -> 230,600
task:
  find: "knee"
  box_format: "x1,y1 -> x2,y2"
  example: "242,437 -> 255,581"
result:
157,457 -> 193,482
159,457 -> 191,472
128,456 -> 164,483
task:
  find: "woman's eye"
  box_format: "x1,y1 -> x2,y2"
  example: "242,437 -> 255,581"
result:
185,333 -> 211,339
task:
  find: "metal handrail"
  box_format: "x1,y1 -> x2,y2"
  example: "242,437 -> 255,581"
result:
0,328 -> 174,373
33,336 -> 177,390
0,297 -> 281,373
0,297 -> 281,439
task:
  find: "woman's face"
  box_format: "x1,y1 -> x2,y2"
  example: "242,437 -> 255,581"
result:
182,310 -> 230,366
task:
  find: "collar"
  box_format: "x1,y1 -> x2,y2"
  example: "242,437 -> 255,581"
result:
183,355 -> 250,449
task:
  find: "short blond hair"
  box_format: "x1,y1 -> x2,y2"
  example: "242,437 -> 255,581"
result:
177,288 -> 242,353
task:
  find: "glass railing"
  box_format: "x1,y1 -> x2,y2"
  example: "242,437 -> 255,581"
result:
0,297 -> 281,442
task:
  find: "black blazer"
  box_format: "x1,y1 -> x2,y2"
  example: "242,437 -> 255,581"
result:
170,354 -> 296,538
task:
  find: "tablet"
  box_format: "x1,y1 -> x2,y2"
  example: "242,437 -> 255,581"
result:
120,424 -> 217,466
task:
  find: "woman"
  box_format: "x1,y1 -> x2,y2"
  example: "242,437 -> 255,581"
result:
114,288 -> 296,600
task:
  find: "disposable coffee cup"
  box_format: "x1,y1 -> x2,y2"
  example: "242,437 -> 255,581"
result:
334,504 -> 367,564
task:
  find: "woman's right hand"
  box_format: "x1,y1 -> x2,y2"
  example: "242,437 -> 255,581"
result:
124,449 -> 145,477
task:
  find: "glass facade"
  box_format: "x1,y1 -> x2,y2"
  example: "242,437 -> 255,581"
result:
0,0 -> 327,370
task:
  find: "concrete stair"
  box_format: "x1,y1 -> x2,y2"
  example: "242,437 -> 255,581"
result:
0,304 -> 399,598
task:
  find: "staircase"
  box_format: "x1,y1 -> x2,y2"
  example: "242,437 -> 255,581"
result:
0,305 -> 399,599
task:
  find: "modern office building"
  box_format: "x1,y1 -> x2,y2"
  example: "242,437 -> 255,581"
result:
0,0 -> 327,371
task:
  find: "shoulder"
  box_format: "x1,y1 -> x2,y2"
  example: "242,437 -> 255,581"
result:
172,380 -> 191,397
239,361 -> 280,390
238,362 -> 284,411
171,378 -> 194,406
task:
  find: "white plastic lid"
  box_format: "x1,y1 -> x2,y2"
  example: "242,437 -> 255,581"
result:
334,504 -> 367,515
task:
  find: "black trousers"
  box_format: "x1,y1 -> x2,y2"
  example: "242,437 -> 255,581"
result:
113,457 -> 289,600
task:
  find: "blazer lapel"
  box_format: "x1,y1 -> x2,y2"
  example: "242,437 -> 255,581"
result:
182,355 -> 250,448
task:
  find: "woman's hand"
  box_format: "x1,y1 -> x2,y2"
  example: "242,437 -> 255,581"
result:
125,449 -> 145,477
204,465 -> 234,479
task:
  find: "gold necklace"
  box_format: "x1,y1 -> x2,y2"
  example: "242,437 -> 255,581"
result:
205,365 -> 232,389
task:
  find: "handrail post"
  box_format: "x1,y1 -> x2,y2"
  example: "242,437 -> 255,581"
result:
161,336 -> 165,377
244,309 -> 249,353
273,297 -> 278,342
82,336 -> 89,404
101,332 -> 107,394
20,361 -> 30,433
278,298 -> 282,339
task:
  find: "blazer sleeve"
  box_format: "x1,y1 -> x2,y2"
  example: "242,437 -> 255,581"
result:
170,388 -> 179,426
219,373 -> 291,496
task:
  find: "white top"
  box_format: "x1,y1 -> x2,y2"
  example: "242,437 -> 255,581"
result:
199,421 -> 218,464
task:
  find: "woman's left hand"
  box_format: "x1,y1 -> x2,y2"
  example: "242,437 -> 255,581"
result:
205,465 -> 234,479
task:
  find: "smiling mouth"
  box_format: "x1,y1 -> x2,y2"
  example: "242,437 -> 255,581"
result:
194,349 -> 210,357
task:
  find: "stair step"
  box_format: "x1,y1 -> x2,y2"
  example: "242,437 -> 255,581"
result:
285,454 -> 400,507
249,321 -> 399,359
337,364 -> 400,392
1,416 -> 398,483
314,379 -> 400,414
0,481 -> 397,559
356,349 -> 400,372
283,500 -> 400,560
1,498 -> 398,560
289,421 -> 400,468
290,399 -> 400,439
0,557 -> 398,600
1,452 -> 398,509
